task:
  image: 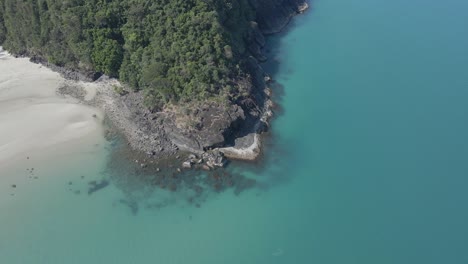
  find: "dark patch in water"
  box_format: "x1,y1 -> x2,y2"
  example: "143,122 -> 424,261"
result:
88,180 -> 110,195
119,199 -> 138,215
102,137 -> 265,211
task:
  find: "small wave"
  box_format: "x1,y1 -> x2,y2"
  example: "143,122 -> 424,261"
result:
272,248 -> 284,257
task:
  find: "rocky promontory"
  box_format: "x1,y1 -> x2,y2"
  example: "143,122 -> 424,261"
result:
100,0 -> 309,162
7,0 -> 309,168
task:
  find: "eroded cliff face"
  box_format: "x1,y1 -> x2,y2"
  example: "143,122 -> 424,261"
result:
250,0 -> 309,34
164,102 -> 246,153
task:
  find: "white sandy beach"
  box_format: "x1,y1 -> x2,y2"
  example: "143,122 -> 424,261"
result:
0,48 -> 104,170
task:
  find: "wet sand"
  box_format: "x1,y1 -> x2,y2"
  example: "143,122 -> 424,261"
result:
0,47 -> 104,170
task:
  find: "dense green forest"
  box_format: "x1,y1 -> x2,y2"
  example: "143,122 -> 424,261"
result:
0,0 -> 257,107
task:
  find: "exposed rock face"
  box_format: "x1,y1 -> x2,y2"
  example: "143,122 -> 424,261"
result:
164,103 -> 245,152
250,0 -> 309,34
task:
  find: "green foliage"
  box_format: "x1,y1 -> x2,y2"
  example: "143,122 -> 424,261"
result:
0,0 -> 256,107
112,85 -> 127,96
91,29 -> 123,77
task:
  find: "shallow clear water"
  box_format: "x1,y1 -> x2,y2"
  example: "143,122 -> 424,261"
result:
2,0 -> 468,263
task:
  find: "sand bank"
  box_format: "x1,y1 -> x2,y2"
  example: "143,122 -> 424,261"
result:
0,48 -> 104,169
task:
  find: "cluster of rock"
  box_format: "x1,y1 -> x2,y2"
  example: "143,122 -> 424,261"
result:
181,150 -> 226,171
107,146 -> 259,209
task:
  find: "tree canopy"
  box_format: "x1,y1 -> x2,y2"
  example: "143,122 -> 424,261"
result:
0,0 -> 256,107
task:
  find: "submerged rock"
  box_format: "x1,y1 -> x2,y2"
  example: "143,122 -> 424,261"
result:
88,180 -> 110,195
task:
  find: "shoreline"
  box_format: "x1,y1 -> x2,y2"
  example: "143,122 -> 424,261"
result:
218,1 -> 309,160
1,1 -> 310,170
0,48 -> 105,170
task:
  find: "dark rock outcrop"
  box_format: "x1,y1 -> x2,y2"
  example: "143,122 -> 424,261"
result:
249,0 -> 309,34
165,103 -> 245,152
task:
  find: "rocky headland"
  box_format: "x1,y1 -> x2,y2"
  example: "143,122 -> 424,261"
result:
14,0 -> 310,171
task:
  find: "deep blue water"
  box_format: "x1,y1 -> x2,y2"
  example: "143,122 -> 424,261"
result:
2,0 -> 468,263
267,0 -> 468,262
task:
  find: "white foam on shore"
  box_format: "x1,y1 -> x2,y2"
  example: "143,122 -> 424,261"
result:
0,47 -> 104,170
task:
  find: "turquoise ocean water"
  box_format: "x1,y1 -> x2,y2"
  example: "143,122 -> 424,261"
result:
2,0 -> 468,263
